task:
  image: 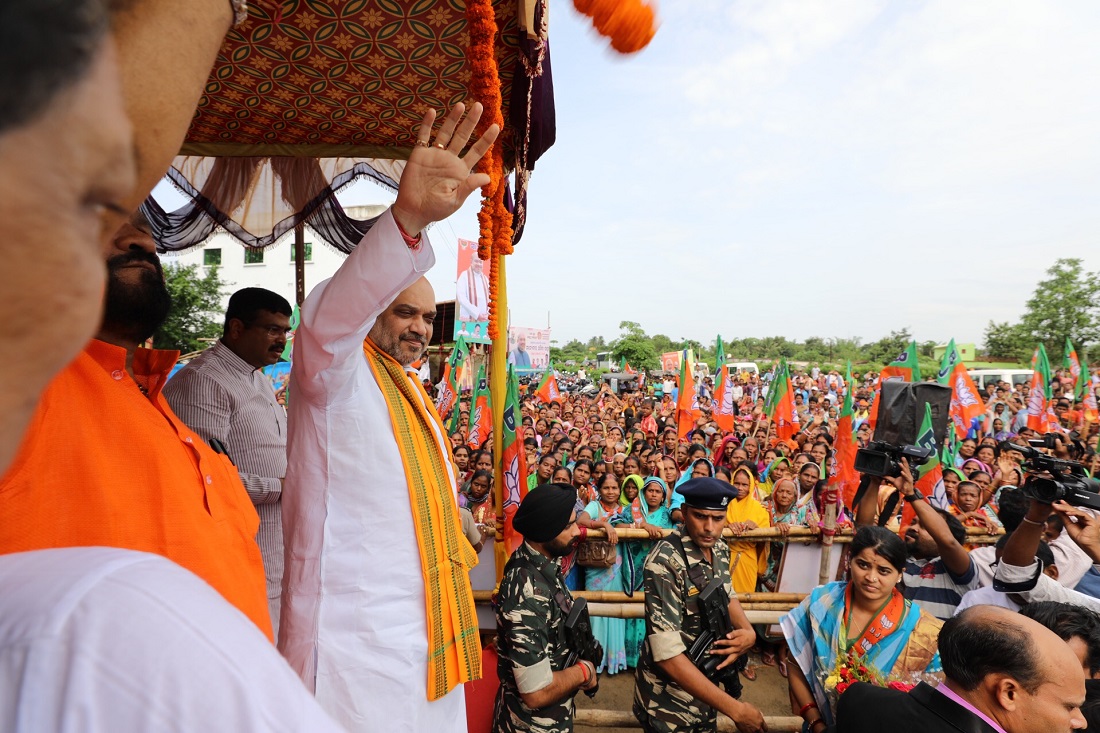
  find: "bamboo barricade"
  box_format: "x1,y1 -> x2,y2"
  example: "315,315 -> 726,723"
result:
482,525 -> 1004,545
575,709 -> 804,732
471,590 -> 806,604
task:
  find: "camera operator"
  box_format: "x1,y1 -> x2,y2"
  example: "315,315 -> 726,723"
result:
995,498 -> 1100,615
892,459 -> 980,620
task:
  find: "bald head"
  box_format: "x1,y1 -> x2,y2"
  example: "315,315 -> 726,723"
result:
942,606 -> 1086,732
943,606 -> 1072,692
368,277 -> 436,366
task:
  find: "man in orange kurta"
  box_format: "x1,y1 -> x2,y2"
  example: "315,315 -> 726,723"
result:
0,213 -> 271,639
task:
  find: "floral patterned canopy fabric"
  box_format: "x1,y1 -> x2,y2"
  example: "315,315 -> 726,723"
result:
150,0 -> 554,253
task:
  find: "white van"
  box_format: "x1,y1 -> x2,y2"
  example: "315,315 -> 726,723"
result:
967,369 -> 1032,391
728,361 -> 760,375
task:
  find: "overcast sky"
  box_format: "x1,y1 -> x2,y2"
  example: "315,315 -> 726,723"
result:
236,1 -> 1100,347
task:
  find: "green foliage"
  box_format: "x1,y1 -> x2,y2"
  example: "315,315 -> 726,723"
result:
1019,259 -> 1100,356
153,263 -> 227,354
982,321 -> 1031,361
983,258 -> 1100,361
863,329 -> 912,364
611,320 -> 658,370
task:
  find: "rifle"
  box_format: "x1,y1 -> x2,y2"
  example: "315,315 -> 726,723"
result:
670,537 -> 745,696
685,576 -> 742,692
558,594 -> 603,698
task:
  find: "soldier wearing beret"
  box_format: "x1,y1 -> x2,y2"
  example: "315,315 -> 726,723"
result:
633,477 -> 768,733
493,483 -> 600,733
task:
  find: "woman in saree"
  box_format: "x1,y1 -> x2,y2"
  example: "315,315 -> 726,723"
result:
615,473 -> 667,668
725,466 -> 771,595
670,457 -> 714,519
757,456 -> 793,499
780,525 -> 943,729
457,469 -> 494,525
714,434 -> 742,469
578,472 -> 627,674
759,477 -> 808,676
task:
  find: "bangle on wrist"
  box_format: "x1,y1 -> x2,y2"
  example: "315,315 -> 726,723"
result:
798,701 -> 819,717
1020,516 -> 1045,526
577,662 -> 590,685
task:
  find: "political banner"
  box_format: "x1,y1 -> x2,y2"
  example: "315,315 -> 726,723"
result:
507,326 -> 551,373
454,238 -> 491,344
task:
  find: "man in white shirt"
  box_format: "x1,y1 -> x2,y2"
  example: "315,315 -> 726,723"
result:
280,103 -> 498,732
457,254 -> 490,322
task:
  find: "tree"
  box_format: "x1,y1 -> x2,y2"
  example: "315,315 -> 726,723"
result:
612,320 -> 657,370
154,263 -> 227,354
1017,258 -> 1100,357
864,329 -> 912,364
982,321 -> 1030,361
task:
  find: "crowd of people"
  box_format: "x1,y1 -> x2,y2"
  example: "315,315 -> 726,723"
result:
445,362 -> 1100,731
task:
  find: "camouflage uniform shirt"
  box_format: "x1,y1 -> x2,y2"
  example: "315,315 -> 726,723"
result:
493,541 -> 576,733
633,529 -> 734,733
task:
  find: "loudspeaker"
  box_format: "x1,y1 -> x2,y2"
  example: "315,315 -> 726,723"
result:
872,379 -> 952,448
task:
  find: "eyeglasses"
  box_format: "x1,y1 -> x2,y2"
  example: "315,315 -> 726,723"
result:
250,323 -> 293,338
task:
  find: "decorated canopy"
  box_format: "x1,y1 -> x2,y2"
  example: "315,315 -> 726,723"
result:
149,0 -> 554,253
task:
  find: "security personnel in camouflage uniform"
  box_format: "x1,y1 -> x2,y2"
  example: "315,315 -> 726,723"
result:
634,477 -> 768,733
494,483 -> 599,732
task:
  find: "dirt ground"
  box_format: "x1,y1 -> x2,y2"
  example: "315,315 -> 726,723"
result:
575,654 -> 791,732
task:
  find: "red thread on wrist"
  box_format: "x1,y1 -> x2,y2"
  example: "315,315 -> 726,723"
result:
395,217 -> 422,249
577,662 -> 590,684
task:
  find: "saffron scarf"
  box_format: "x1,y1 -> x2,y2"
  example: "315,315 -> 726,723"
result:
841,584 -> 906,657
363,338 -> 481,700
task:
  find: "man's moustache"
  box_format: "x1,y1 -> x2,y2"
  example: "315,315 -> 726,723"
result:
107,251 -> 161,272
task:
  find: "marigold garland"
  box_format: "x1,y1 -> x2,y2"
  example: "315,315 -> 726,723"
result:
573,0 -> 658,54
465,0 -> 513,340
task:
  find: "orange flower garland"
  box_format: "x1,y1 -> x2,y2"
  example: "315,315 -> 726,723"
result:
465,0 -> 513,341
573,0 -> 658,54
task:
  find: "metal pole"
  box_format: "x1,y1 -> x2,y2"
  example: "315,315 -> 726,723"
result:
293,222 -> 306,306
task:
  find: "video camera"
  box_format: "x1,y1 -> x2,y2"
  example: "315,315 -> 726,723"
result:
854,380 -> 951,479
1008,439 -> 1100,511
854,441 -> 934,478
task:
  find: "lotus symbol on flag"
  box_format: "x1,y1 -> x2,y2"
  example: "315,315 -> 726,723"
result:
437,385 -> 455,416
1028,388 -> 1045,415
721,375 -> 734,415
953,376 -> 978,408
503,453 -> 522,510
549,383 -> 559,401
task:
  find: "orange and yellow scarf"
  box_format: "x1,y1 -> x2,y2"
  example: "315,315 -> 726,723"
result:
842,584 -> 906,657
364,338 -> 481,700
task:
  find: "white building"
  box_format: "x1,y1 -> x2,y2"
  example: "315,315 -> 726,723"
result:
164,204 -> 388,309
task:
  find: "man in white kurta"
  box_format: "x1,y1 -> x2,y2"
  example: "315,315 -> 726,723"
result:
279,104 -> 498,732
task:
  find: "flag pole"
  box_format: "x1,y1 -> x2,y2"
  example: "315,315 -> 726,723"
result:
490,253 -> 509,583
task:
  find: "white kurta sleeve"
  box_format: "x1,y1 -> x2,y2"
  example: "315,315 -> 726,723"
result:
994,560 -> 1100,613
293,209 -> 434,403
0,548 -> 345,733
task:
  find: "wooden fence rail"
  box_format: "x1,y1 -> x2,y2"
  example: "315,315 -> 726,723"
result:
575,709 -> 804,732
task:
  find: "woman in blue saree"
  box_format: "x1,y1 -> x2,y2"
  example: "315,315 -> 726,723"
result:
616,475 -> 675,668
780,525 -> 943,729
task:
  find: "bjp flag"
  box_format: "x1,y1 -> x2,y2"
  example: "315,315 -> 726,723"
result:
712,363 -> 735,433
